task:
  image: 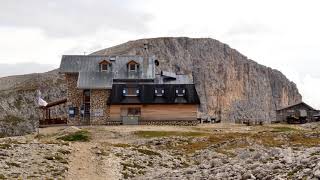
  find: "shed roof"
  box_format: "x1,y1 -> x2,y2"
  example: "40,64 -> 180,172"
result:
77,72 -> 113,89
276,102 -> 316,111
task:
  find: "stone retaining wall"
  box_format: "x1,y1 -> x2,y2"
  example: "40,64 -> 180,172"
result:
139,120 -> 199,126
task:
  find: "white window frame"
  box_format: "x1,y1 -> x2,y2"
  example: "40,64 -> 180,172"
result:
129,64 -> 137,72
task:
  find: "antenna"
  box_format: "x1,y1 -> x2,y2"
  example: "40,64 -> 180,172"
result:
83,52 -> 87,55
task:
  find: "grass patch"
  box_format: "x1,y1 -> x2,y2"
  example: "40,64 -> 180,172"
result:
57,130 -> 90,142
288,133 -> 320,147
134,131 -> 209,138
270,126 -> 299,133
113,143 -> 132,148
251,133 -> 285,147
134,148 -> 162,157
169,133 -> 250,154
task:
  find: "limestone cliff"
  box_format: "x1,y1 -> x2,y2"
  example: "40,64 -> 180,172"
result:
0,70 -> 66,136
92,37 -> 301,122
0,37 -> 301,136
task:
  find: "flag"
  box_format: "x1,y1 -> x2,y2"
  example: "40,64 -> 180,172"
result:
36,90 -> 48,107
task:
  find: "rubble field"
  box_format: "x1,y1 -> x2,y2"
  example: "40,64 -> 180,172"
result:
0,123 -> 320,179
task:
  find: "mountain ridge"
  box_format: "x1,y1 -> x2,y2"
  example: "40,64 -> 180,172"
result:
0,37 -> 301,136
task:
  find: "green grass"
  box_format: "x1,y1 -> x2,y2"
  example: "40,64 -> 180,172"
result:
57,130 -> 90,142
134,131 -> 209,138
270,126 -> 299,132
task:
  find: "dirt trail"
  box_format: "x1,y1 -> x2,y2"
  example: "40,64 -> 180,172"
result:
65,127 -> 122,180
66,142 -> 120,180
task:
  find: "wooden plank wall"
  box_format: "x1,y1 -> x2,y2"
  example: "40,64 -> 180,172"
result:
109,104 -> 197,121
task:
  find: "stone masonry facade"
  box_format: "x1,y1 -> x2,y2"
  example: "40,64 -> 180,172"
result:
90,89 -> 111,125
65,73 -> 83,125
65,73 -> 112,125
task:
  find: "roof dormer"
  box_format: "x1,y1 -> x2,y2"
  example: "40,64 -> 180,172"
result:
127,60 -> 139,72
99,60 -> 112,72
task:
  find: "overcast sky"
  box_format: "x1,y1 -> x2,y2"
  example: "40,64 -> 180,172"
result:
0,0 -> 319,108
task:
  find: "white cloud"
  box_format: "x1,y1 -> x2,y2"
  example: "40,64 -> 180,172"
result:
0,0 -> 152,37
0,62 -> 55,77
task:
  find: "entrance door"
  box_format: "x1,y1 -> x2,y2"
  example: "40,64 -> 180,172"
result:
122,107 -> 140,125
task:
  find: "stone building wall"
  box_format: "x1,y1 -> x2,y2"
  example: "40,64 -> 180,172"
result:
90,89 -> 111,125
65,73 -> 82,125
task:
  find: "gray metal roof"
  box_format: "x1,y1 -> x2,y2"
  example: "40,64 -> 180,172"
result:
77,72 -> 113,89
60,55 -> 194,88
59,55 -> 155,80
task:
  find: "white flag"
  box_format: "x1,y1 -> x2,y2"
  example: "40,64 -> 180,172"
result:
36,90 -> 48,107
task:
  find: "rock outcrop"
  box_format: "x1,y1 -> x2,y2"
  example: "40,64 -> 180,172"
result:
0,37 -> 301,136
0,70 -> 66,136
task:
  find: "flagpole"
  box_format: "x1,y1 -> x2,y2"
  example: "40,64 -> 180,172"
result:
37,73 -> 40,136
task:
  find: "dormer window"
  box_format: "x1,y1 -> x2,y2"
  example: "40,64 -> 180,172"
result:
101,64 -> 108,71
155,88 -> 165,97
99,60 -> 111,72
175,88 -> 186,97
127,60 -> 139,72
129,64 -> 136,71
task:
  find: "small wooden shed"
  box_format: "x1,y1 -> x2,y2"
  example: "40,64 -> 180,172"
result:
276,102 -> 319,124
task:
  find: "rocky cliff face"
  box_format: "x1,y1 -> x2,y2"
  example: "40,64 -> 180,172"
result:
0,70 -> 66,136
92,37 -> 301,122
0,37 -> 301,136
